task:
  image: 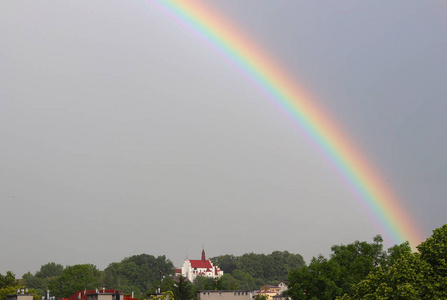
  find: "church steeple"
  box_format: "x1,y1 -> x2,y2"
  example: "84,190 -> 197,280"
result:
201,247 -> 206,262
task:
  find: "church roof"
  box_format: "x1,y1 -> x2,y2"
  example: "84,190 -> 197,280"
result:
189,259 -> 213,269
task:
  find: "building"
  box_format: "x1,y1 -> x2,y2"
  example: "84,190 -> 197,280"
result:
278,282 -> 288,293
197,291 -> 252,300
7,290 -> 33,300
177,249 -> 224,282
256,285 -> 285,300
62,289 -> 136,300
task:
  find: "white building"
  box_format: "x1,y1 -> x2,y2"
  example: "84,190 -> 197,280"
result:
177,249 -> 224,282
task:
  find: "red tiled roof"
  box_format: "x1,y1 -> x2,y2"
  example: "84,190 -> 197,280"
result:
189,259 -> 212,269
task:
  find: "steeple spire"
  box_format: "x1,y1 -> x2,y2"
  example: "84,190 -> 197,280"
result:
201,247 -> 206,262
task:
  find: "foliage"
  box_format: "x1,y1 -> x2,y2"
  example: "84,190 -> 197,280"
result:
48,264 -> 100,298
22,263 -> 64,297
35,263 -> 64,279
254,295 -> 268,300
0,286 -> 40,300
230,270 -> 255,290
285,255 -> 342,300
103,254 -> 175,296
192,274 -> 239,292
0,272 -> 18,289
0,272 -> 39,300
329,235 -> 385,295
173,276 -> 194,300
284,235 -> 412,300
149,291 -> 174,300
160,277 -> 176,294
340,224 -> 447,300
192,276 -> 214,291
211,251 -> 304,290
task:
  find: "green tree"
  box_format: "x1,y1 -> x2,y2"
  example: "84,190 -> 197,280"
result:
0,272 -> 18,289
210,255 -> 239,274
0,272 -> 39,300
35,263 -> 64,279
284,255 -> 342,300
210,251 -> 304,288
21,273 -> 46,297
23,263 -> 64,297
330,235 -> 385,295
192,276 -> 214,291
339,224 -> 447,299
284,235 -> 412,300
231,270 -> 256,290
214,274 -> 239,290
254,295 -> 268,300
103,254 -> 175,296
0,286 -> 40,300
160,277 -> 176,294
340,252 -> 432,300
48,264 -> 100,298
173,275 -> 194,300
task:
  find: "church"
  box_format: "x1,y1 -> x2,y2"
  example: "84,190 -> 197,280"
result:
176,249 -> 224,282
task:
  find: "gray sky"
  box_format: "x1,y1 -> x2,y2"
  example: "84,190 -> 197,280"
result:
1,0 -> 446,277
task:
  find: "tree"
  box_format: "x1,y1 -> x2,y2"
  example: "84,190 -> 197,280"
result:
35,263 -> 64,279
231,270 -> 256,290
173,275 -> 194,300
210,255 -> 238,274
160,277 -> 176,294
0,272 -> 39,300
103,254 -> 175,296
0,272 -> 18,289
210,251 -> 304,289
0,286 -> 40,300
48,264 -> 100,298
23,263 -> 64,297
340,224 -> 447,300
329,235 -> 385,295
284,235 -> 412,300
21,273 -> 46,297
284,255 -> 342,300
192,276 -> 214,291
214,274 -> 239,291
254,295 -> 268,300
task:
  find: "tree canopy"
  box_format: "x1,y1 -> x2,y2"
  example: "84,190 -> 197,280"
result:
211,251 -> 304,289
103,254 -> 175,297
284,235 -> 412,300
341,224 -> 447,299
0,272 -> 39,300
48,264 -> 100,298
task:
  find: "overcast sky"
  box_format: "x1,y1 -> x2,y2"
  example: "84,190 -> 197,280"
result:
1,0 -> 446,277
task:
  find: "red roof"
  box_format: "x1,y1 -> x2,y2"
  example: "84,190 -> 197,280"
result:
189,259 -> 212,269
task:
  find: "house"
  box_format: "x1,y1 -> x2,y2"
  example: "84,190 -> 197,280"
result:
62,289 -> 136,300
177,249 -> 224,282
197,290 -> 252,300
7,289 -> 33,300
278,282 -> 288,293
256,285 -> 285,300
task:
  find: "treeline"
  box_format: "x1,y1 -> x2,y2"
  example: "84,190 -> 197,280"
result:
284,224 -> 447,299
210,251 -> 305,289
3,224 -> 446,300
20,255 -> 175,299
15,251 -> 302,299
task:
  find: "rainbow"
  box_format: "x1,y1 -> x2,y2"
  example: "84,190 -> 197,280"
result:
150,0 -> 424,247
